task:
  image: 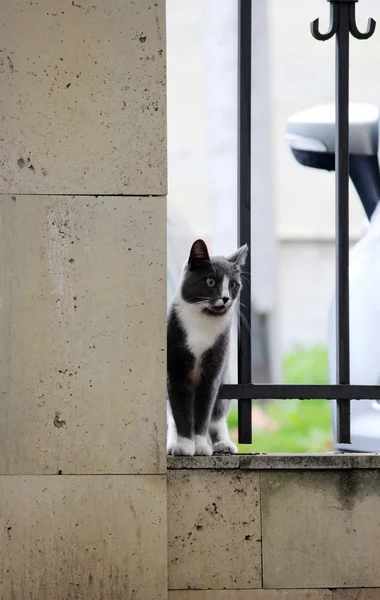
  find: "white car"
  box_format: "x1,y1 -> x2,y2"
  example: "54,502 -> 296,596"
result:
286,102 -> 380,451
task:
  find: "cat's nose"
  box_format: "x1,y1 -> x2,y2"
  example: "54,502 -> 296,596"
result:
222,296 -> 230,304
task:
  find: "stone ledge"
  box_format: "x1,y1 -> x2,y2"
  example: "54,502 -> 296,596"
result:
167,452 -> 380,470
168,591 -> 333,599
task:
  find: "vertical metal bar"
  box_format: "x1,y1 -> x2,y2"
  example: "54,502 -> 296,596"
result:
311,0 -> 376,445
237,0 -> 252,444
335,2 -> 351,444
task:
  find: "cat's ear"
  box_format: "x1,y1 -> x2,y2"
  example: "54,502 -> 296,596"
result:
228,244 -> 248,269
188,239 -> 210,269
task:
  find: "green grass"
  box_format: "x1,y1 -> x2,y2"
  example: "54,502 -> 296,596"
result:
227,345 -> 334,453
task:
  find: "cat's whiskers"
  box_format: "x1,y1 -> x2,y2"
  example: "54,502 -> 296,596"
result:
188,302 -> 209,316
236,305 -> 252,336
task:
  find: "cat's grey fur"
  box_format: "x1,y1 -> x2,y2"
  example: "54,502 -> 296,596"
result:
167,239 -> 248,456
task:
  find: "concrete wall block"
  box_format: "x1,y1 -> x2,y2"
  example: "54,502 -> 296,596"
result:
169,592 -> 332,600
0,0 -> 166,195
262,471 -> 380,588
332,591 -> 380,600
0,195 -> 166,475
168,470 -> 261,590
0,474 -> 167,600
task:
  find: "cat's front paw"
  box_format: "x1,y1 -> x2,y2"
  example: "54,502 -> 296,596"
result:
213,439 -> 238,454
194,435 -> 213,456
172,436 -> 195,456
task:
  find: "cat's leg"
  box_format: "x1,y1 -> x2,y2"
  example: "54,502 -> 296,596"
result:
166,401 -> 177,455
167,337 -> 196,455
167,378 -> 195,456
193,382 -> 219,455
209,397 -> 237,454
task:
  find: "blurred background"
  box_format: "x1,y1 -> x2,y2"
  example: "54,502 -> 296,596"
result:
166,0 -> 380,452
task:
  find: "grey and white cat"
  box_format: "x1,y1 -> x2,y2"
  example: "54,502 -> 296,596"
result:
167,239 -> 248,456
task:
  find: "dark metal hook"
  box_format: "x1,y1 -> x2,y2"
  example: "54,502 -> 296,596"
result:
349,3 -> 376,39
311,2 -> 339,41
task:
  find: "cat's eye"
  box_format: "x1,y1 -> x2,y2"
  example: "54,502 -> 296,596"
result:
206,278 -> 216,287
229,280 -> 238,290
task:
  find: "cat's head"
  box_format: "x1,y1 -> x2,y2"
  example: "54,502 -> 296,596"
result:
180,239 -> 248,316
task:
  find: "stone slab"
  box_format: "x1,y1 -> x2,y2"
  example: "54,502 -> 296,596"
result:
167,453 -> 380,470
168,469 -> 261,590
0,195 -> 166,475
0,474 -> 167,600
262,470 -> 380,588
0,0 -> 166,195
168,455 -> 240,469
169,592 -> 332,600
332,591 -> 380,600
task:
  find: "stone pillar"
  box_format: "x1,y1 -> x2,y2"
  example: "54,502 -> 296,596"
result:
0,1 -> 167,598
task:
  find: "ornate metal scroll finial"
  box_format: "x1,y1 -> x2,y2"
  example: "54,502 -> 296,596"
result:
310,3 -> 339,41
311,0 -> 376,42
349,3 -> 376,39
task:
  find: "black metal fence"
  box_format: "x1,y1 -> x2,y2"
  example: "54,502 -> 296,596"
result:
219,0 -> 379,446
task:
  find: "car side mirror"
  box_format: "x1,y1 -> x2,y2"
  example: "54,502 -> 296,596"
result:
286,103 -> 380,219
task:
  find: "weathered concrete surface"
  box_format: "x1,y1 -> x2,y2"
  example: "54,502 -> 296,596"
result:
168,469 -> 261,590
168,453 -> 380,470
168,455 -> 240,469
0,475 -> 167,600
262,470 -> 380,588
0,0 -> 166,195
332,591 -> 380,600
0,195 -> 166,475
169,591 -> 332,600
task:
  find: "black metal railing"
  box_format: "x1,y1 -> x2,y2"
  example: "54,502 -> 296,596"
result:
219,0 -> 379,446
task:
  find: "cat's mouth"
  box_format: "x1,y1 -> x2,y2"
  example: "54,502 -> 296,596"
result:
203,304 -> 229,316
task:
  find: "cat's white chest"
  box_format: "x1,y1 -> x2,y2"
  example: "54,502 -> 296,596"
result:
175,300 -> 230,359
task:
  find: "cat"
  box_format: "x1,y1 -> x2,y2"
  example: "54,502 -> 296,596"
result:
167,238 -> 248,456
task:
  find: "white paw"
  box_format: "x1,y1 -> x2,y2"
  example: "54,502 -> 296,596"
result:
194,435 -> 213,456
172,437 -> 195,456
213,439 -> 238,454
